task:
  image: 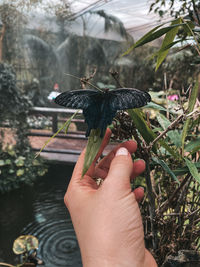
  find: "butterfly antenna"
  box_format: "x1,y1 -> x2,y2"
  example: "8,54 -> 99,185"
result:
64,73 -> 103,92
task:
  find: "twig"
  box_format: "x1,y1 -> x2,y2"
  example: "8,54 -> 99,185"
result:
0,263 -> 15,267
192,0 -> 200,26
144,152 -> 158,250
131,127 -> 158,250
109,70 -> 123,88
159,174 -> 191,214
64,72 -> 100,91
80,67 -> 97,88
148,113 -> 184,149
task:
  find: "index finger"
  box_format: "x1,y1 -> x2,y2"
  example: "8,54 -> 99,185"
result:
71,128 -> 112,182
94,140 -> 137,176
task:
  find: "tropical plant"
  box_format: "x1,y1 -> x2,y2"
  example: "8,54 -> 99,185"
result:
121,0 -> 200,264
0,63 -> 47,193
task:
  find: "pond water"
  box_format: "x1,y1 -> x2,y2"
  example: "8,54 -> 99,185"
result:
0,164 -> 82,267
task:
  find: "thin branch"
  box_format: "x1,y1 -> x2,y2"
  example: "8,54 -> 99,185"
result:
109,70 -> 123,88
148,113 -> 184,149
64,72 -> 101,91
192,0 -> 200,26
80,67 -> 97,88
159,174 -> 191,214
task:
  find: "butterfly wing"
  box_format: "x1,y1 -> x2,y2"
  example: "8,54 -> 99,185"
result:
54,89 -> 98,109
109,88 -> 151,111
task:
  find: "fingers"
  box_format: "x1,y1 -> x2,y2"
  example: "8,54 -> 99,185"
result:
105,147 -> 133,191
70,128 -> 112,183
133,187 -> 144,202
71,148 -> 86,182
94,128 -> 112,161
131,159 -> 146,180
94,140 -> 137,178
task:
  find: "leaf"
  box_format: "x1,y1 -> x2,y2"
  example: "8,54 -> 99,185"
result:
82,129 -> 104,177
128,109 -> 157,152
5,159 -> 11,165
15,156 -> 25,166
181,80 -> 199,153
157,114 -> 181,147
0,160 -> 5,166
148,39 -> 181,61
145,102 -> 167,112
17,169 -> 25,176
128,108 -> 181,159
152,157 -> 180,183
185,158 -> 200,184
185,138 -> 200,153
183,21 -> 195,36
122,22 -> 184,56
35,110 -> 79,158
174,162 -> 200,176
156,18 -> 182,70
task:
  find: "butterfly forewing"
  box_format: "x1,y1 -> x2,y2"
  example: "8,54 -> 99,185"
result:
109,88 -> 151,111
55,89 -> 98,109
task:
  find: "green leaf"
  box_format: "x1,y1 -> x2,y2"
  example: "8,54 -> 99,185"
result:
149,39 -> 182,61
181,80 -> 199,153
5,159 -> 11,165
128,109 -> 181,159
15,156 -> 25,166
157,114 -> 181,147
128,109 -> 157,151
185,138 -> 200,153
122,22 -> 184,56
145,102 -> 167,112
0,160 -> 5,166
82,129 -> 104,177
185,158 -> 200,184
17,169 -> 25,176
159,139 -> 182,160
182,21 -> 195,36
156,18 -> 182,70
174,162 -> 200,176
152,157 -> 180,183
35,110 -> 79,158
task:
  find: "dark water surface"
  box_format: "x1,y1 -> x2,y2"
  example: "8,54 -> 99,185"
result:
0,164 -> 82,266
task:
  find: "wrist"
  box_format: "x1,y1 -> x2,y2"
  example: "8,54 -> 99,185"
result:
82,255 -> 145,267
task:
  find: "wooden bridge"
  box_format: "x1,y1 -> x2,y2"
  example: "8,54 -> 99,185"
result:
28,107 -> 115,164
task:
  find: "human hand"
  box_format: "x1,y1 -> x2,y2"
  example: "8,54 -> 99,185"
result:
65,129 -> 157,267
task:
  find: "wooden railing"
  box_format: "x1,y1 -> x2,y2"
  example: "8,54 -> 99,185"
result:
28,106 -> 87,140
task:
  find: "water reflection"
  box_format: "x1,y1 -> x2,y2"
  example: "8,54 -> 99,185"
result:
0,164 -> 82,267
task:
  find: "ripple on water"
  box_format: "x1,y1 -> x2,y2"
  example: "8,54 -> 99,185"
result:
23,218 -> 82,267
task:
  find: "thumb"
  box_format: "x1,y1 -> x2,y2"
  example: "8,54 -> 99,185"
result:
106,147 -> 133,191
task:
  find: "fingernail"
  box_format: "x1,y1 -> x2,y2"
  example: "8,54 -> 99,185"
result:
134,159 -> 145,163
116,147 -> 129,156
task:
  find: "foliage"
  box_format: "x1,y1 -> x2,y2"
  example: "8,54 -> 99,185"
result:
0,63 -> 47,194
0,143 -> 47,193
0,63 -> 31,122
149,0 -> 200,20
121,1 -> 200,264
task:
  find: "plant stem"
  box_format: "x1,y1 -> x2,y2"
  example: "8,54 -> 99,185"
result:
192,0 -> 200,26
144,152 -> 158,250
149,113 -> 184,149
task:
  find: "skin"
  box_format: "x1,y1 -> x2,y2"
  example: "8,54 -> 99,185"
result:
64,129 -> 157,267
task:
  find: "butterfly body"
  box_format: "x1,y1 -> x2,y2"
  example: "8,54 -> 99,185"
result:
55,88 -> 151,137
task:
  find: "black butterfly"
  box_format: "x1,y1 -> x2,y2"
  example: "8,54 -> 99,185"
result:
55,88 -> 151,137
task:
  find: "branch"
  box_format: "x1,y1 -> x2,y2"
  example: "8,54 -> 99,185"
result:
109,70 -> 123,88
148,113 -> 184,149
192,0 -> 200,26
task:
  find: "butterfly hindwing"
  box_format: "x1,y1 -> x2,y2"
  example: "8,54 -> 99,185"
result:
55,89 -> 98,109
109,88 -> 151,111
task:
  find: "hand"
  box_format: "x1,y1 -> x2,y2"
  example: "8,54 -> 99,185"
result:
64,129 -> 157,267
